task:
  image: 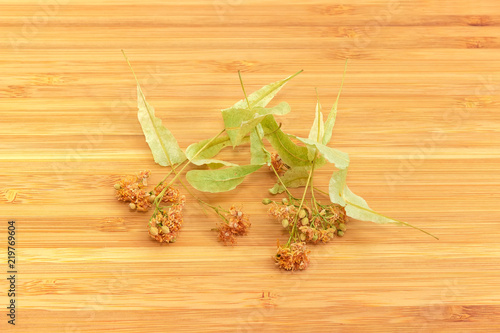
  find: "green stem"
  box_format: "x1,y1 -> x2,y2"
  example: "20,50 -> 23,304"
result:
287,156 -> 316,246
238,70 -> 251,109
154,129 -> 226,206
314,186 -> 329,197
269,162 -> 297,200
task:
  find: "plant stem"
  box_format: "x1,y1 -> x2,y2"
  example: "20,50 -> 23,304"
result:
310,154 -> 320,213
269,162 -> 297,200
154,129 -> 226,206
287,156 -> 316,246
238,70 -> 251,109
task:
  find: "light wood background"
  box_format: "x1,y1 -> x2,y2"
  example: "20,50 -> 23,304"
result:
1,0 -> 499,332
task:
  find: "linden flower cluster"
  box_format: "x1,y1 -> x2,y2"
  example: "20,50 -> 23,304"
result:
114,170 -> 186,243
266,197 -> 348,270
217,205 -> 251,245
114,170 -> 154,212
275,241 -> 311,271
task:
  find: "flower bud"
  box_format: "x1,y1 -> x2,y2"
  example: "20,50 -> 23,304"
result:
148,195 -> 156,203
338,223 -> 347,231
312,234 -> 319,241
319,209 -> 326,216
129,202 -> 136,210
149,226 -> 159,236
298,209 -> 306,219
337,230 -> 345,237
262,198 -> 272,205
161,226 -> 170,234
301,217 -> 309,226
114,183 -> 121,190
281,218 -> 289,228
281,198 -> 289,205
170,238 -> 176,243
300,233 -> 306,241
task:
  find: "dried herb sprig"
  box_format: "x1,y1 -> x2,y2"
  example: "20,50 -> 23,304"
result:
114,52 -> 437,269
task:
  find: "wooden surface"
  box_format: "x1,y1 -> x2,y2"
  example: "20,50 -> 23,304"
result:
1,0 -> 500,332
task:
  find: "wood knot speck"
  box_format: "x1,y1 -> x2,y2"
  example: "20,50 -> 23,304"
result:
98,218 -> 128,232
315,5 -> 354,15
338,27 -> 359,39
222,61 -> 258,73
31,74 -> 68,86
466,16 -> 491,26
4,85 -> 29,98
460,96 -> 493,108
259,291 -> 278,308
445,305 -> 472,322
465,39 -> 483,49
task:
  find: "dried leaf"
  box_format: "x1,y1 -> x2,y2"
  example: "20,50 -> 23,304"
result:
227,70 -> 302,110
269,166 -> 312,194
223,102 -> 290,146
250,125 -> 268,165
185,135 -> 247,168
323,60 -> 347,145
186,164 -> 262,193
295,136 -> 350,170
136,86 -> 186,166
329,168 -> 437,239
308,95 -> 324,143
261,116 -> 310,168
122,51 -> 186,166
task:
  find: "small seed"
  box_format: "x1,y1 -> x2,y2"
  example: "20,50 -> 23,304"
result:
148,195 -> 156,203
262,198 -> 272,205
129,202 -> 136,210
161,226 -> 170,234
149,226 -> 159,236
301,217 -> 309,226
337,230 -> 345,237
114,183 -> 121,190
281,198 -> 289,205
338,223 -> 347,231
300,233 -> 306,241
281,219 -> 289,228
298,209 -> 306,219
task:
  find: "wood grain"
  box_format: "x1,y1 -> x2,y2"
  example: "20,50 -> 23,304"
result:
1,0 -> 499,332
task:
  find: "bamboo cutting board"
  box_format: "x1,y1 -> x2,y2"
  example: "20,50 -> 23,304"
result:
1,0 -> 500,332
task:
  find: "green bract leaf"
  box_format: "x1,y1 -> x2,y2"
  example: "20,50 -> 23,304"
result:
269,166 -> 312,194
185,135 -> 247,168
323,60 -> 347,145
137,86 -> 186,166
228,70 -> 303,110
223,102 -> 290,146
308,95 -> 324,143
295,136 -> 350,170
250,125 -> 268,165
329,168 -> 438,239
186,164 -> 262,193
261,116 -> 310,168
